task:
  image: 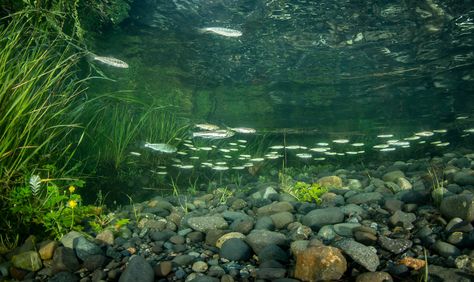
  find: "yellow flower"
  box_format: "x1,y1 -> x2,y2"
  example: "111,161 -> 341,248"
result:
68,200 -> 78,209
68,185 -> 75,193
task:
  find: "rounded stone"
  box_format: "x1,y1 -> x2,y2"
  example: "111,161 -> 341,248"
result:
294,245 -> 347,281
192,261 -> 209,273
220,238 -> 252,261
216,232 -> 246,248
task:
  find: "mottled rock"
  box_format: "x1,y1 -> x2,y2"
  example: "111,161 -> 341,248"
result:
258,244 -> 289,263
74,236 -> 102,261
256,268 -> 287,280
453,170 -> 474,186
187,215 -> 228,232
389,210 -> 416,229
52,246 -> 80,272
378,236 -> 412,254
119,255 -> 154,282
318,176 -> 343,188
440,194 -> 474,222
384,199 -> 403,213
12,251 -> 42,271
333,238 -> 380,272
254,216 -> 275,230
346,192 -> 384,205
294,245 -> 347,281
49,271 -> 79,282
302,207 -> 344,230
429,265 -> 474,282
270,211 -> 295,229
257,201 -> 294,216
355,271 -> 393,282
320,193 -> 345,207
383,170 -> 405,183
245,230 -> 287,254
96,229 -> 114,245
60,231 -> 82,249
397,177 -> 413,190
83,254 -> 107,271
192,261 -> 209,273
333,223 -> 361,237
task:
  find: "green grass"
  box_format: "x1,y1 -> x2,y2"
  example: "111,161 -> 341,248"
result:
0,6 -> 88,238
0,11 -> 85,186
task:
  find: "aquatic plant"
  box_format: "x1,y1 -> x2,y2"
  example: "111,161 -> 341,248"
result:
0,6 -> 90,238
284,181 -> 328,204
427,166 -> 445,207
8,177 -> 96,239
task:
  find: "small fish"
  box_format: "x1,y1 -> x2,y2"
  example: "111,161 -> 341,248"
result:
285,145 -> 301,150
212,166 -> 229,171
377,134 -> 394,138
192,130 -> 235,139
415,131 -> 434,137
296,153 -> 312,159
333,139 -> 349,144
129,151 -> 141,156
310,147 -> 329,152
91,55 -> 129,68
373,144 -> 389,149
436,142 -> 450,147
351,143 -> 365,147
199,27 -> 242,37
270,145 -> 285,149
179,165 -> 194,169
195,123 -> 220,131
144,142 -> 177,153
380,147 -> 396,152
232,166 -> 246,170
229,127 -> 256,134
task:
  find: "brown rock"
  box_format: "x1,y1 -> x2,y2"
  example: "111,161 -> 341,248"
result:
154,261 -> 172,277
96,229 -> 114,245
38,240 -> 58,260
356,271 -> 393,282
256,201 -> 294,216
294,245 -> 347,281
318,176 -> 343,188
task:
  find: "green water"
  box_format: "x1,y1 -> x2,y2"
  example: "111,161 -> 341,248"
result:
81,0 -> 474,203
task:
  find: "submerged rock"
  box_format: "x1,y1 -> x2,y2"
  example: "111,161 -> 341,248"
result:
294,245 -> 347,281
440,194 -> 474,221
333,238 -> 380,272
119,255 -> 154,282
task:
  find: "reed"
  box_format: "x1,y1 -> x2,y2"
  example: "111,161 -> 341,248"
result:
0,10 -> 85,186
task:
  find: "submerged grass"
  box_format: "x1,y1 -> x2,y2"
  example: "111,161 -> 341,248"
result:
0,7 -> 87,238
0,11 -> 85,186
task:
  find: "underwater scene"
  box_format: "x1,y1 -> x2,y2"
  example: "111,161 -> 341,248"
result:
1,0 -> 474,281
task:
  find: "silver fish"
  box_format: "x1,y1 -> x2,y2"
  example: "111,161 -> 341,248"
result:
195,123 -> 220,131
91,55 -> 129,68
144,142 -> 177,153
192,130 -> 235,139
199,27 -> 242,37
229,127 -> 256,134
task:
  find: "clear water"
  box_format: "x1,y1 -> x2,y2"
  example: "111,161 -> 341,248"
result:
84,0 -> 474,202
